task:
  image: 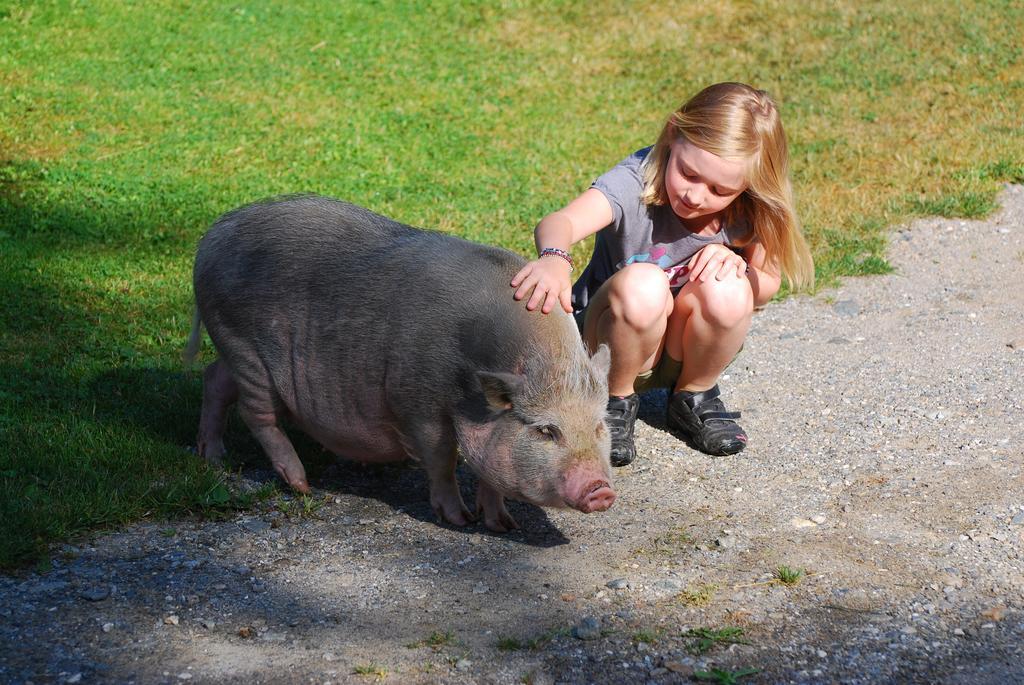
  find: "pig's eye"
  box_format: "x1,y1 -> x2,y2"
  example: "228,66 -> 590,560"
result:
536,425 -> 561,441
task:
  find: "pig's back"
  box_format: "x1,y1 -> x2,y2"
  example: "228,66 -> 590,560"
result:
193,195 -> 561,458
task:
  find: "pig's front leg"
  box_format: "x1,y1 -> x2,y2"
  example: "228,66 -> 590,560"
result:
476,480 -> 519,533
410,427 -> 474,527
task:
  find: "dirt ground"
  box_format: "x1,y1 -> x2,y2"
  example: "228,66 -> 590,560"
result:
2,185 -> 1022,685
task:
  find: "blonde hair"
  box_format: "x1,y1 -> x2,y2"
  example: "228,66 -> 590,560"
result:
641,82 -> 814,291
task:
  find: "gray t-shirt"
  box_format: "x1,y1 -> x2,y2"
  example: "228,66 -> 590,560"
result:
571,146 -> 752,314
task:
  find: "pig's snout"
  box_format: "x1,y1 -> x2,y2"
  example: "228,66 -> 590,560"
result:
579,480 -> 616,513
561,468 -> 616,513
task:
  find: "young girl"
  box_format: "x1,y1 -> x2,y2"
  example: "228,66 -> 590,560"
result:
511,82 -> 814,466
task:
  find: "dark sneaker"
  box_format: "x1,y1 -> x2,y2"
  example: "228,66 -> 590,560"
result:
605,394 -> 640,467
667,385 -> 747,456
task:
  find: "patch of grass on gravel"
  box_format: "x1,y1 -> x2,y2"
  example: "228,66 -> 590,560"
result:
678,582 -> 719,607
682,626 -> 752,655
694,667 -> 760,684
2,0 -> 1023,567
774,565 -> 806,585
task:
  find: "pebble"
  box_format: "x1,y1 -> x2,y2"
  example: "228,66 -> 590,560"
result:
811,515 -> 827,525
653,579 -> 682,593
472,583 -> 489,594
239,519 -> 271,534
178,673 -> 193,681
455,659 -> 472,671
664,661 -> 694,675
1011,511 -> 1024,526
715,536 -> 736,549
606,578 -> 630,590
201,619 -> 215,630
572,617 -> 601,640
791,517 -> 818,529
833,300 -> 861,317
102,622 -> 114,633
164,615 -> 180,626
81,586 -> 110,602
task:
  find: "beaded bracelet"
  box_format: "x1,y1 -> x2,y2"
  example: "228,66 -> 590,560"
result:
539,247 -> 574,271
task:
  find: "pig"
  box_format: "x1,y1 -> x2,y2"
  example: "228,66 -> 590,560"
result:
183,194 -> 615,532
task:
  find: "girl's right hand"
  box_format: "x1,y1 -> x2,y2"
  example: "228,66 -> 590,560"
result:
510,256 -> 574,314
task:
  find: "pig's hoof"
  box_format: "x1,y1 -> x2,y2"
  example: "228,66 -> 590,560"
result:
480,508 -> 519,534
432,499 -> 475,527
196,438 -> 226,468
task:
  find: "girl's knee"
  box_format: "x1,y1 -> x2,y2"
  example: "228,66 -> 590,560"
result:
608,263 -> 672,329
687,277 -> 753,328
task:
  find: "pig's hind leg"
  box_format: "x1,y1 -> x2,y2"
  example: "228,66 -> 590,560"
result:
196,359 -> 238,466
238,408 -> 311,495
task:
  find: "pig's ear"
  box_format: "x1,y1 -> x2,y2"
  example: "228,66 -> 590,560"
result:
590,344 -> 611,379
477,371 -> 526,412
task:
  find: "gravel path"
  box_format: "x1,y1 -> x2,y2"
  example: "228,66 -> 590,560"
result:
2,186 -> 1022,685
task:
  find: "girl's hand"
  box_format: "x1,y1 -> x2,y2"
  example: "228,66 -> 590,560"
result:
510,256 -> 573,314
687,244 -> 747,283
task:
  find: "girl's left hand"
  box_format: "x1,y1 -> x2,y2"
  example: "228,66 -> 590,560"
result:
687,244 -> 747,282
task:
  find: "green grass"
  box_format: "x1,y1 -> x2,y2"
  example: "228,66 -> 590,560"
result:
2,0 -> 1023,567
774,565 -> 806,585
682,627 -> 751,655
694,667 -> 760,684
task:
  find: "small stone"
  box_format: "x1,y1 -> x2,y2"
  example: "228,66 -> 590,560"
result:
664,661 -> 693,675
791,517 -> 817,529
201,619 -> 215,630
606,578 -> 629,590
650,667 -> 668,676
953,628 -> 965,636
653,579 -> 682,593
981,606 -> 1006,621
164,615 -> 180,626
833,300 -> 860,317
102,622 -> 114,633
66,675 -> 82,684
239,519 -> 271,534
828,336 -> 850,344
455,659 -> 472,671
560,593 -> 576,602
572,617 -> 601,640
817,650 -> 827,658
81,586 -> 110,602
1011,511 -> 1024,526
715,536 -> 736,549
473,583 -> 489,594
811,515 -> 827,525
238,626 -> 254,638
178,673 -> 193,681
323,653 -> 336,661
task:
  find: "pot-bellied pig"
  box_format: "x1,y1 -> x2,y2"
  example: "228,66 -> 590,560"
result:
184,195 -> 615,532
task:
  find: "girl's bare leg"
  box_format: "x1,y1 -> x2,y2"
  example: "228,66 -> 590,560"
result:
664,275 -> 753,392
581,263 -> 675,397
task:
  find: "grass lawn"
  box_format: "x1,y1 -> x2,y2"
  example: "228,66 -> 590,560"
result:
2,0 -> 1022,568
